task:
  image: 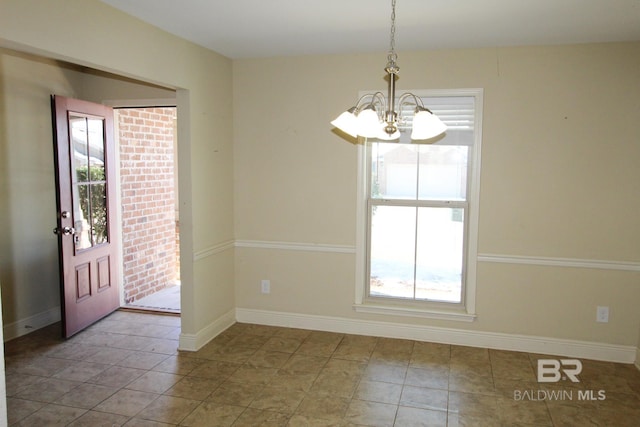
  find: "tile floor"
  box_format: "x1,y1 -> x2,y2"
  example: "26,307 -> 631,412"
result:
4,310 -> 640,426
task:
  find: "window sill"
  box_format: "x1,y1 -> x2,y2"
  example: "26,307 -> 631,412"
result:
353,303 -> 477,322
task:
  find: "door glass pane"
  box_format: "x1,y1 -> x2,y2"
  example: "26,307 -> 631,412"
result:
418,145 -> 468,201
87,118 -> 106,181
69,114 -> 109,251
371,143 -> 418,200
369,206 -> 416,299
90,183 -> 108,245
70,115 -> 89,183
415,207 -> 463,302
74,184 -> 92,250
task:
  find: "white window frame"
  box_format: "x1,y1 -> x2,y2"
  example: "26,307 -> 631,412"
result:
354,88 -> 483,322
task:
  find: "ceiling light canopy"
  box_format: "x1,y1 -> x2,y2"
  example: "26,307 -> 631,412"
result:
331,0 -> 446,142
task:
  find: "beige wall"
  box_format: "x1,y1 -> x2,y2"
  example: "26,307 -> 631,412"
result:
0,51 -> 83,335
234,43 -> 640,348
637,326 -> 640,369
0,0 -> 235,342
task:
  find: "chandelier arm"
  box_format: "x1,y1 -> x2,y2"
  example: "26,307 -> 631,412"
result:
354,92 -> 387,113
353,93 -> 373,111
396,93 -> 416,123
396,92 -> 417,107
397,92 -> 433,114
355,92 -> 388,117
372,92 -> 387,114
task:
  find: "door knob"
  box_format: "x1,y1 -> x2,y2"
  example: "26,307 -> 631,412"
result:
53,226 -> 76,236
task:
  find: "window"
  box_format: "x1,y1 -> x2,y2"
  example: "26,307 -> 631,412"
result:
355,90 -> 482,320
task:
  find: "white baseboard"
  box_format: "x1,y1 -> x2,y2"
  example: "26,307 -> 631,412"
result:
3,306 -> 61,342
235,308 -> 636,364
636,348 -> 640,371
178,308 -> 236,351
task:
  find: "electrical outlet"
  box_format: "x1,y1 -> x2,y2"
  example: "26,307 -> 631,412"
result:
596,306 -> 609,323
261,279 -> 270,294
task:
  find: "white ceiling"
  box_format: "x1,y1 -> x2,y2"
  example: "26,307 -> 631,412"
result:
101,0 -> 640,59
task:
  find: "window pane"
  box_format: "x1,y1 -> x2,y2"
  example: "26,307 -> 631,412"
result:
418,145 -> 468,201
74,183 -> 92,250
371,143 -> 418,200
70,115 -> 89,183
369,206 -> 416,299
415,208 -> 463,302
87,118 -> 106,181
90,183 -> 108,245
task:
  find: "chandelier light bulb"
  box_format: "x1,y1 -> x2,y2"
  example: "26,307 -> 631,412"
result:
356,108 -> 382,138
330,109 -> 359,138
411,110 -> 447,140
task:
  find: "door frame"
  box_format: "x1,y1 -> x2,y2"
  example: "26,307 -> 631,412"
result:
104,98 -> 178,308
0,42 -> 192,345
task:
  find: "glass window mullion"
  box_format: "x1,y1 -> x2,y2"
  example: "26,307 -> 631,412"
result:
86,182 -> 94,246
413,148 -> 420,300
413,206 -> 418,300
371,199 -> 467,208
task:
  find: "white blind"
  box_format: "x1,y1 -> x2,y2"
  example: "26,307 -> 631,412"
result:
397,95 -> 475,145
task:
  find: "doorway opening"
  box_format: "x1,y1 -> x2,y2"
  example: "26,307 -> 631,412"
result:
115,107 -> 180,314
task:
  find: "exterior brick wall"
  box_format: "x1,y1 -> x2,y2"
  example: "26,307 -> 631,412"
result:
118,107 -> 178,304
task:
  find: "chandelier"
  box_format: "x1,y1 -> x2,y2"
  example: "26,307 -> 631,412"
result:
331,0 -> 446,141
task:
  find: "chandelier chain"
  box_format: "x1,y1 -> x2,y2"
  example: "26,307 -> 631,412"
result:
387,0 -> 398,70
389,0 -> 396,54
